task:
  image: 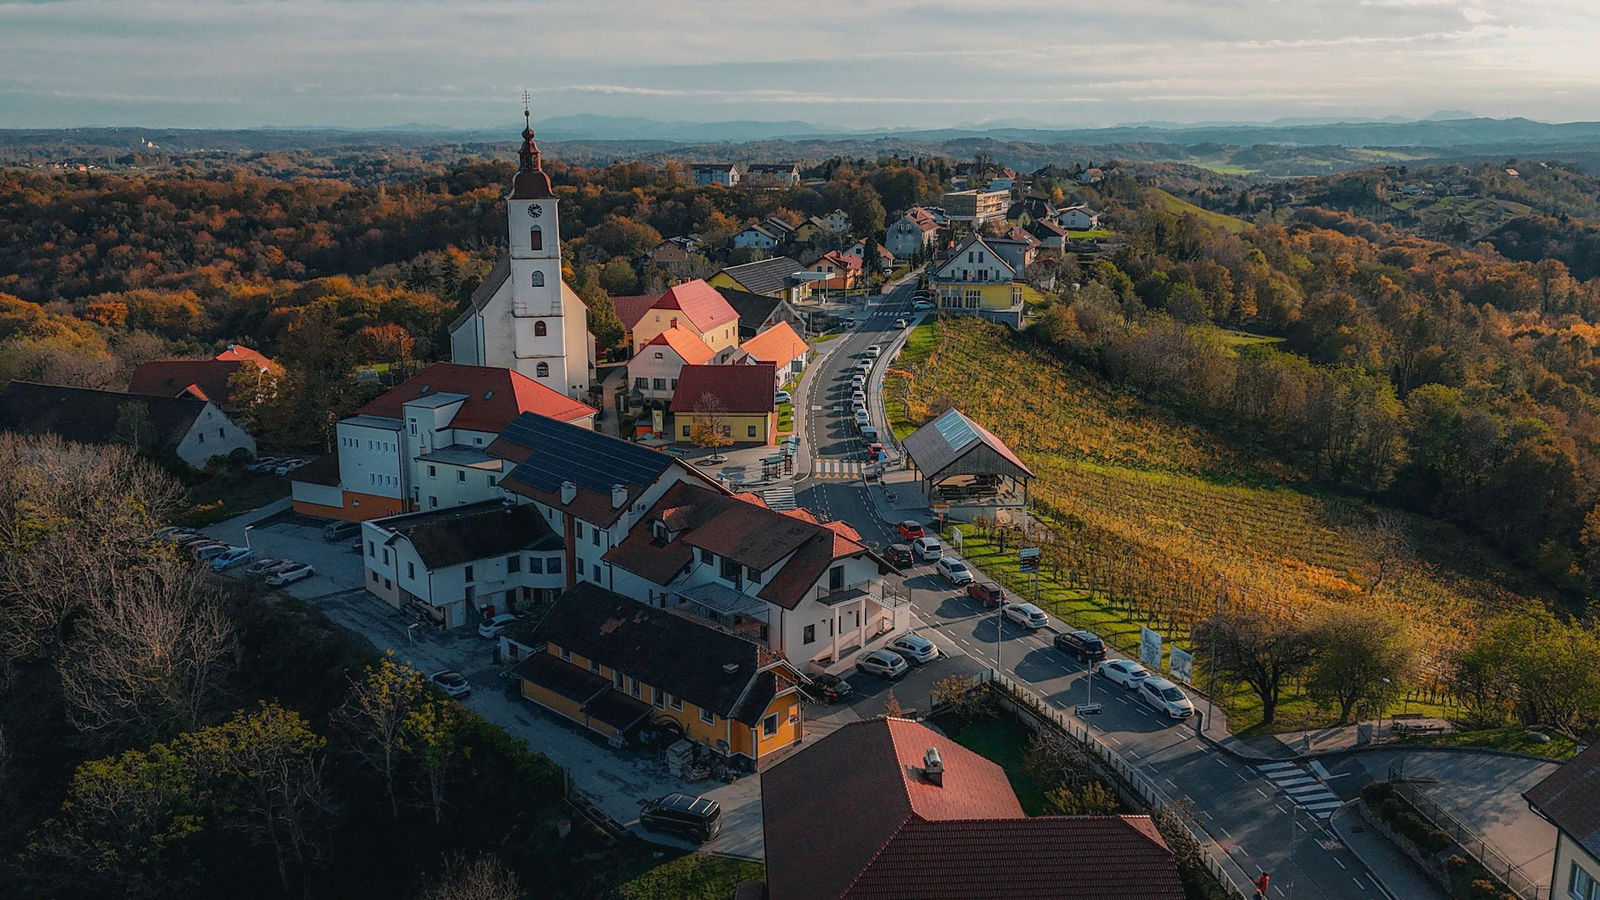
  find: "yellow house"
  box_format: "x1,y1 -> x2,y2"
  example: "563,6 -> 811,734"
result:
791,219 -> 824,245
629,280 -> 742,358
503,582 -> 804,765
670,362 -> 778,446
928,234 -> 1043,329
709,256 -> 813,304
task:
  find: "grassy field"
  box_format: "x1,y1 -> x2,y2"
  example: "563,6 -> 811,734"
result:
1387,194 -> 1533,237
615,853 -> 763,900
941,714 -> 1049,815
1147,188 -> 1252,233
178,466 -> 291,526
1394,726 -> 1578,761
904,319 -> 1533,730
1066,228 -> 1114,239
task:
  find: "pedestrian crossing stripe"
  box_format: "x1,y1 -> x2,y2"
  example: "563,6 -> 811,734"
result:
1256,761 -> 1298,771
1285,783 -> 1331,794
761,487 -> 797,511
1256,762 -> 1343,819
810,458 -> 865,479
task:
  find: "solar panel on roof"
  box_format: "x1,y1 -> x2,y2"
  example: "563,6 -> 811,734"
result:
932,409 -> 979,452
499,413 -> 671,492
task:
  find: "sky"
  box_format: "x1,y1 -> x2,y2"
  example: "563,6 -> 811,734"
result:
4,0 -> 1600,131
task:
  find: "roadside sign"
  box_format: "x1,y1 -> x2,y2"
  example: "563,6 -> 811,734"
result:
1139,627 -> 1164,671
1018,547 -> 1040,573
1169,647 -> 1194,684
932,503 -> 950,512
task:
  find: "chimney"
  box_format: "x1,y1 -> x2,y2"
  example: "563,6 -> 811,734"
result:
559,481 -> 577,505
923,747 -> 944,787
611,484 -> 627,509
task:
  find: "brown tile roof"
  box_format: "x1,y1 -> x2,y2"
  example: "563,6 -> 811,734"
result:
738,322 -> 808,367
654,280 -> 740,334
763,718 -> 1182,900
611,293 -> 660,330
643,325 -> 716,366
356,362 -> 594,432
669,363 -> 777,414
376,501 -> 559,569
1526,741 -> 1600,857
213,343 -> 274,367
128,359 -> 251,404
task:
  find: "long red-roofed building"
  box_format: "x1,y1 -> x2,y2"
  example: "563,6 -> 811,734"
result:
128,343 -> 278,406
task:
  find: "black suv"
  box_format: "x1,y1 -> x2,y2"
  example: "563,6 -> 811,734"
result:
1053,630 -> 1107,663
804,672 -> 855,704
884,544 -> 915,569
640,793 -> 722,843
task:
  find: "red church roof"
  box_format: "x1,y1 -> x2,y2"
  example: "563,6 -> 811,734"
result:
129,359 -> 251,404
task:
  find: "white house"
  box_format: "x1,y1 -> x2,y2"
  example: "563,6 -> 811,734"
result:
692,164 -> 741,187
886,212 -> 938,259
817,209 -> 851,233
630,326 -> 716,403
1058,205 -> 1101,230
449,116 -> 596,400
732,225 -> 781,250
0,382 -> 256,470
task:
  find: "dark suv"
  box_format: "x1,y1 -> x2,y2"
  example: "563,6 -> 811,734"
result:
804,672 -> 855,704
1053,630 -> 1107,663
884,544 -> 915,569
966,582 -> 1005,608
640,793 -> 722,843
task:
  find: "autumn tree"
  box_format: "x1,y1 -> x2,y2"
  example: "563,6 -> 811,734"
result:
689,392 -> 734,460
1194,608 -> 1314,725
335,653 -> 428,819
406,697 -> 468,826
1304,608 -> 1417,724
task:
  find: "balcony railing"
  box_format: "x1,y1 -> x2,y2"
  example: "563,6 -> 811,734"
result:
815,579 -> 907,608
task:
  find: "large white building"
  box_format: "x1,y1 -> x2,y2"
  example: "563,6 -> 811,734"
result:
449,114 -> 596,400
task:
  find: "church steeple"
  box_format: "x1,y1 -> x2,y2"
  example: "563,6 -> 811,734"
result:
511,102 -> 555,200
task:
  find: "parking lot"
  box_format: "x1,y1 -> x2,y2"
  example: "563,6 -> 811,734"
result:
200,500 -> 367,600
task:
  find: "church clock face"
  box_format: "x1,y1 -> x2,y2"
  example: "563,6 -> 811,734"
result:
526,204 -> 542,218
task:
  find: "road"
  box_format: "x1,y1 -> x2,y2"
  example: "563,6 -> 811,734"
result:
794,283 -> 1384,899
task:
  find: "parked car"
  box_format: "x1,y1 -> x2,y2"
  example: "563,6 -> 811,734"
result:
884,543 -> 915,569
1097,658 -> 1151,689
911,299 -> 935,311
854,409 -> 870,427
1002,602 -> 1049,630
242,557 -> 287,577
246,456 -> 281,473
1138,676 -> 1194,719
154,526 -> 196,541
323,520 -> 361,541
855,648 -> 909,679
179,535 -> 219,551
911,536 -> 942,561
859,425 -> 880,442
966,581 -> 1005,607
803,672 -> 855,704
1053,630 -> 1107,663
894,317 -> 908,328
936,556 -> 973,585
639,793 -> 722,844
857,358 -> 873,372
774,390 -> 792,405
273,459 -> 307,477
864,345 -> 882,358
867,442 -> 886,461
889,633 -> 939,665
851,389 -> 867,404
850,374 -> 866,389
428,670 -> 471,698
192,543 -> 231,561
896,520 -> 926,540
478,613 -> 518,639
265,563 -> 315,586
851,399 -> 866,414
210,546 -> 254,571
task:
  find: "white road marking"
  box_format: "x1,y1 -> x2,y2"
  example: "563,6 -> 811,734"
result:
1257,761 -> 1298,771
1255,788 -> 1269,798
1333,857 -> 1347,870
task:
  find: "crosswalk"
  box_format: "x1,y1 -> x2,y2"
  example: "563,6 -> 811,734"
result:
810,458 -> 866,479
1256,761 -> 1345,820
761,486 -> 797,510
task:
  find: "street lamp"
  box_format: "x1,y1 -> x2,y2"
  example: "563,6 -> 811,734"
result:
1378,676 -> 1392,740
242,524 -> 254,552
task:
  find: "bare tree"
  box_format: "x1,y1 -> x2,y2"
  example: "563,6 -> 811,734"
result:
418,853 -> 523,900
335,653 -> 428,819
1195,608 -> 1315,725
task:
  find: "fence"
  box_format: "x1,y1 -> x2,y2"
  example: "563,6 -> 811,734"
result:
1389,772 -> 1549,900
978,669 -> 1252,899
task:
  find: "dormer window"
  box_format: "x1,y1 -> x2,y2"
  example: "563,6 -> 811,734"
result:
652,520 -> 670,541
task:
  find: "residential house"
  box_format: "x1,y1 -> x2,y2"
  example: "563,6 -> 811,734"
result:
502,582 -> 805,762
941,188 -> 1010,224
630,326 -> 716,403
1526,740 -> 1600,900
715,286 -> 804,341
670,363 -> 777,446
609,293 -> 660,349
691,164 -> 741,187
212,343 -> 274,367
885,211 -> 938,259
290,363 -> 596,522
0,381 -> 256,469
360,500 -> 566,627
603,480 -> 907,672
1058,204 -> 1101,231
805,250 -> 861,290
745,162 -> 802,187
927,234 -> 1043,329
1077,167 -> 1105,184
628,279 -> 742,358
645,236 -> 703,275
816,209 -> 851,234
128,343 -> 278,407
1024,218 -> 1070,250
841,240 -> 895,271
985,227 -> 1039,272
732,224 -> 782,251
708,257 -> 814,304
762,717 -> 1185,900
1006,196 -> 1057,225
734,322 -> 809,384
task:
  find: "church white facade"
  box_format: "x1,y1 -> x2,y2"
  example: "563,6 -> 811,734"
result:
449,115 -> 595,400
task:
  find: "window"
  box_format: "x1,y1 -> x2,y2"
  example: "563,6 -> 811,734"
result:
488,475 -> 498,487
613,671 -> 625,690
828,565 -> 844,590
370,570 -> 379,583
529,226 -> 543,251
588,658 -> 601,674
699,707 -> 715,725
670,379 -> 678,390
535,362 -> 550,378
653,352 -> 663,360
457,470 -> 465,483
367,541 -> 375,557
590,528 -> 601,548
407,562 -> 415,579
762,714 -> 778,737
652,687 -> 665,709
408,419 -> 417,435
747,565 -> 762,584
629,678 -> 642,699
547,557 -> 561,574
507,555 -> 521,574
699,548 -> 713,565
197,432 -> 204,444
428,465 -> 437,477
429,496 -> 438,508
720,425 -> 731,437
747,425 -> 757,438
574,558 -> 584,577
384,578 -> 391,590
528,556 -> 544,574
534,320 -> 547,337
803,624 -> 816,645
652,378 -> 666,391
382,548 -> 390,565
464,565 -> 475,582
669,694 -> 683,711
558,646 -> 571,661
634,376 -> 647,389
1571,862 -> 1598,900
682,425 -> 691,437
530,270 -> 544,287
218,428 -> 225,439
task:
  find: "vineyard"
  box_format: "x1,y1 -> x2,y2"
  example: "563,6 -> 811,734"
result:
889,318 -> 1536,701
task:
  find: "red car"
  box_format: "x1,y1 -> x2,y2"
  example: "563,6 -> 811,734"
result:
967,582 -> 1005,607
896,520 -> 925,541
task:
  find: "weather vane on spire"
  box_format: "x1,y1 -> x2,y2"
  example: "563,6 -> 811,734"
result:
521,90 -> 531,125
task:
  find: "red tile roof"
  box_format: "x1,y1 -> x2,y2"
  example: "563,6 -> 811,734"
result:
738,322 -> 808,366
643,325 -> 717,366
213,343 -> 274,367
357,363 -> 594,432
128,359 -> 250,404
611,294 -> 660,330
763,718 -> 1183,900
654,280 -> 740,334
815,250 -> 862,273
669,363 -> 776,414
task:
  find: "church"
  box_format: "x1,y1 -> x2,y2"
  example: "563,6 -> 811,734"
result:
449,113 -> 596,400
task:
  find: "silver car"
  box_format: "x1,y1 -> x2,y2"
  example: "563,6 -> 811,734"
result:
856,648 -> 909,679
1002,602 -> 1049,630
889,633 -> 939,665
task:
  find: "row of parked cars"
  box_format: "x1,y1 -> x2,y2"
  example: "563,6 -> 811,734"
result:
153,526 -> 315,586
247,456 -> 312,477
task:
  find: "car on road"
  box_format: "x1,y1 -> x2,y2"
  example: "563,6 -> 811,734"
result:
428,670 -> 471,698
803,671 -> 855,704
866,442 -> 886,461
179,535 -> 220,551
884,543 -> 915,569
478,613 -> 518,638
1053,629 -> 1107,663
851,389 -> 866,404
864,345 -> 882,358
911,300 -> 935,311
1002,602 -> 1049,630
1097,658 -> 1151,689
774,390 -> 792,405
639,793 -> 722,844
322,520 -> 361,541
264,563 -> 315,586
856,648 -> 909,679
210,546 -> 254,571
911,536 -> 942,561
894,317 -> 908,328
889,633 -> 939,665
1138,676 -> 1194,719
192,542 -> 231,561
851,399 -> 866,414
850,374 -> 866,389
854,409 -> 870,427
859,425 -> 880,442
896,520 -> 926,540
857,358 -> 873,372
936,556 -> 973,585
966,581 -> 1005,607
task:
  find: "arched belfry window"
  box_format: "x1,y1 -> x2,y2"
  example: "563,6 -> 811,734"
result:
534,320 -> 547,337
530,270 -> 544,287
529,226 -> 543,251
535,362 -> 550,378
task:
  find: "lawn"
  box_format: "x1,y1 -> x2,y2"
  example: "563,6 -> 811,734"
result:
939,714 -> 1049,815
177,465 -> 291,526
777,402 -> 795,434
615,853 -> 763,900
883,320 -> 939,440
1065,228 -> 1113,239
1147,188 -> 1251,233
1394,726 -> 1578,761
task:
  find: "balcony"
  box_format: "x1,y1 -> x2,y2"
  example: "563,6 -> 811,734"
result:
815,579 -> 906,609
